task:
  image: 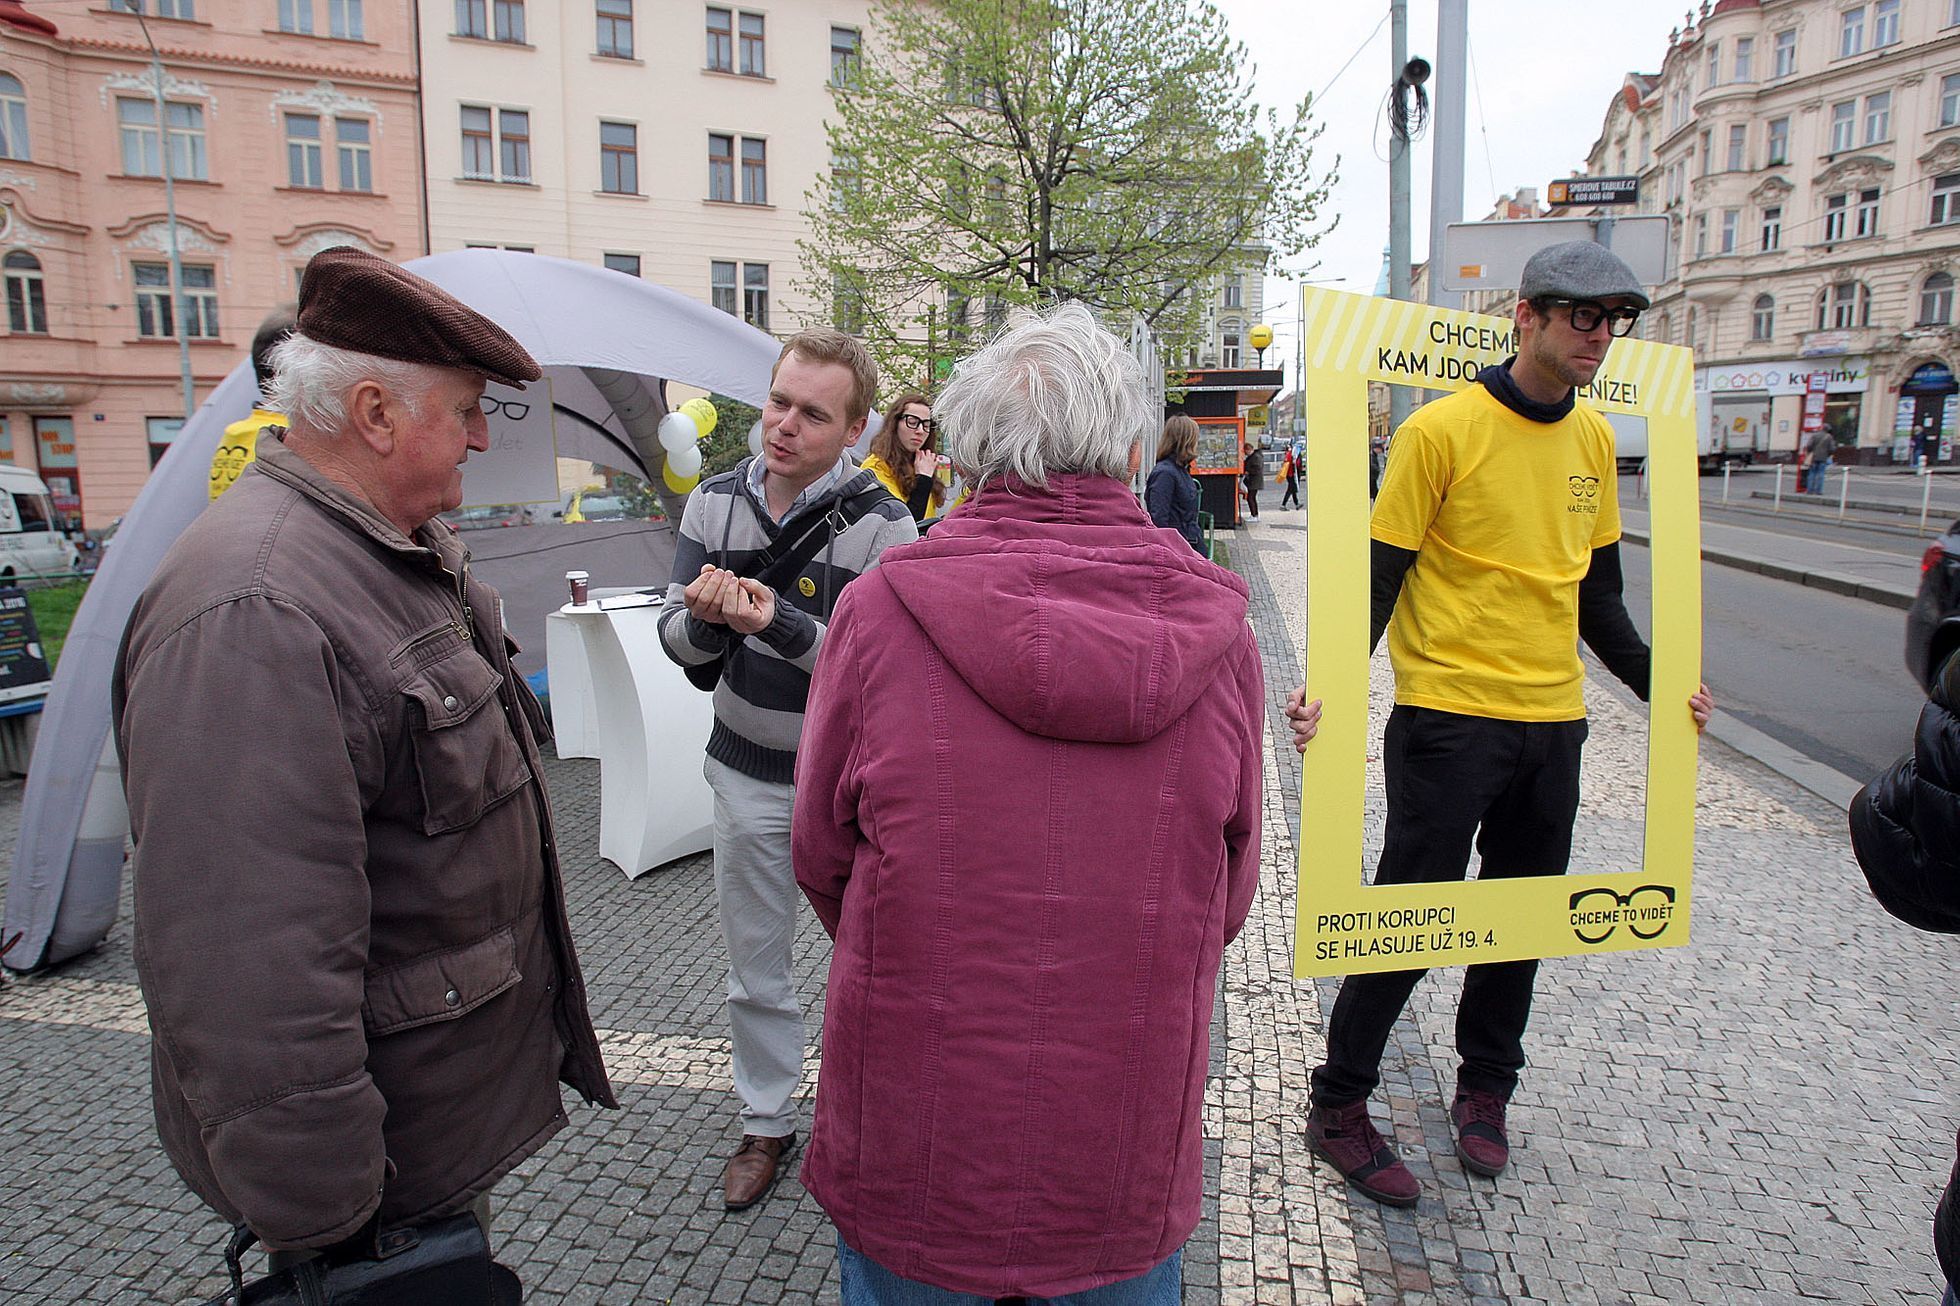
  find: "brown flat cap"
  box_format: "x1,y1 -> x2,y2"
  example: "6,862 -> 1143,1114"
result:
296,247 -> 542,386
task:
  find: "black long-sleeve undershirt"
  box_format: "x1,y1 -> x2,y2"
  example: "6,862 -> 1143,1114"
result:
903,476 -> 936,523
1369,538 -> 1651,700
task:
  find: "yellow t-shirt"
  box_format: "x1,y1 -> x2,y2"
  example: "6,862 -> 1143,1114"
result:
1370,382 -> 1621,722
210,409 -> 285,501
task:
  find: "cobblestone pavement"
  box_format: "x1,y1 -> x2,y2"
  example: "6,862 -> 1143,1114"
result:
2,515 -> 1956,1304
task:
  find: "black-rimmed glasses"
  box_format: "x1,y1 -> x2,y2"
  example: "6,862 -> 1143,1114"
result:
1536,298 -> 1642,337
897,413 -> 935,433
480,396 -> 531,420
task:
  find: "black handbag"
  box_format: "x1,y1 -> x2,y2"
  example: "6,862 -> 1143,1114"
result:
205,1211 -> 521,1306
682,484 -> 889,692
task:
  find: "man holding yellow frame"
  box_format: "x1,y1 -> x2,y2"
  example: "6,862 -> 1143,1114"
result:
1288,242 -> 1714,1209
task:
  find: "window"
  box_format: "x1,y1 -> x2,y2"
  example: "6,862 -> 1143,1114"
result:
279,0 -> 313,33
336,117 -> 371,190
1840,6 -> 1865,57
134,262 -> 218,338
1934,174 -> 1960,225
1766,117 -> 1789,166
1222,332 -> 1241,368
1720,208 -> 1740,253
1668,86 -> 1688,131
1953,0 -> 1960,25
165,102 -> 205,179
498,110 -> 528,182
1855,186 -> 1880,237
455,0 -> 486,38
1706,40 -> 1721,89
603,252 -> 640,277
4,251 -> 46,334
834,271 -> 864,335
830,26 -> 860,87
1865,91 -> 1891,144
1222,278 -> 1242,308
1686,306 -> 1698,351
1874,0 -> 1900,46
710,259 -> 736,314
1698,129 -> 1712,176
705,7 -> 732,71
600,120 -> 637,193
1943,74 -> 1960,128
493,0 -> 524,42
285,112 -> 323,187
742,262 -> 768,330
828,149 -> 857,211
739,12 -> 764,76
1727,124 -> 1745,172
708,133 -> 733,201
740,136 -> 766,204
1829,100 -> 1855,153
0,73 -> 29,162
118,98 -> 206,179
1762,205 -> 1783,251
1773,29 -> 1796,77
1733,36 -> 1753,82
145,417 -> 182,468
328,0 -> 362,39
461,105 -> 494,178
1824,192 -> 1849,242
1921,272 -> 1955,324
1816,280 -> 1870,328
1694,212 -> 1709,257
1751,294 -> 1774,340
596,0 -> 633,58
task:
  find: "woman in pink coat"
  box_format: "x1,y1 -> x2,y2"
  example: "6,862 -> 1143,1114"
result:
793,302 -> 1264,1304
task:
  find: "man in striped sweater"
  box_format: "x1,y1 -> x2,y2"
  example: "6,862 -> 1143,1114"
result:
659,329 -> 917,1211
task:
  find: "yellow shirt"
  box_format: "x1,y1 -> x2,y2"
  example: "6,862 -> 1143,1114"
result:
1370,382 -> 1621,722
210,408 -> 285,501
861,453 -> 945,520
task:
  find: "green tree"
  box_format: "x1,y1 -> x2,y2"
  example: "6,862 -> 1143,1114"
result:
801,0 -> 1336,378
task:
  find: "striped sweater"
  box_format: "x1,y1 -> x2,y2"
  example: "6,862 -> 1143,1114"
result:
659,456 -> 918,783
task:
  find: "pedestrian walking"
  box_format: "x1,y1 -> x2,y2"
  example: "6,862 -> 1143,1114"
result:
1285,240 -> 1713,1207
1146,413 -> 1206,555
1848,647 -> 1960,1306
793,302 -> 1263,1303
860,389 -> 947,523
1241,437 -> 1262,522
1804,426 -> 1836,494
657,329 -> 918,1211
115,248 -> 616,1289
1280,443 -> 1302,509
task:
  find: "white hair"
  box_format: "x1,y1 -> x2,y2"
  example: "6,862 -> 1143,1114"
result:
264,333 -> 448,434
938,300 -> 1153,491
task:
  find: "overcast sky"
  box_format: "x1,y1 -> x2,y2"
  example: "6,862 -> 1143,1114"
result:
1210,0 -> 1689,374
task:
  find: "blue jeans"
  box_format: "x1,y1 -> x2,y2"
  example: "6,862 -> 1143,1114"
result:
836,1236 -> 1182,1306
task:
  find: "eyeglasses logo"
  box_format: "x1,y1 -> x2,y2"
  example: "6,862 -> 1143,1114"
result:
480,396 -> 531,420
1568,884 -> 1676,944
1568,475 -> 1600,500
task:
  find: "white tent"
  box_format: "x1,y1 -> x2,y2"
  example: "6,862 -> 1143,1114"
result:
3,249 -> 786,972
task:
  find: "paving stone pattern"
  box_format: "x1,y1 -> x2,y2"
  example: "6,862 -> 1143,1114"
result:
1,515 -> 1955,1304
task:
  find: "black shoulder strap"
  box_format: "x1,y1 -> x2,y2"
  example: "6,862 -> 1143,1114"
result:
747,483 -> 889,593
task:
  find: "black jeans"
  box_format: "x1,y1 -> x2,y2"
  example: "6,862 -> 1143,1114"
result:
1281,475 -> 1300,508
1310,705 -> 1588,1107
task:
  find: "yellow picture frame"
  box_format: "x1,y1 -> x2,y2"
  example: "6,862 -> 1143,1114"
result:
1294,286 -> 1702,979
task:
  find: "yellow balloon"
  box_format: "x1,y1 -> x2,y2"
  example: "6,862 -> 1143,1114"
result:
680,397 -> 720,438
662,462 -> 701,494
1249,325 -> 1274,351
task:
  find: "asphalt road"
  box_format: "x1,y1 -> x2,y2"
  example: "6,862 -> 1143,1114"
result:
1618,539 -> 1925,782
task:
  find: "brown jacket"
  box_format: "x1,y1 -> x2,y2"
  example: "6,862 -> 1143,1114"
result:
114,435 -> 614,1251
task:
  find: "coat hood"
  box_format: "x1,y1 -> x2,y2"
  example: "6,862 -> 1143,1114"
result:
876,473 -> 1249,744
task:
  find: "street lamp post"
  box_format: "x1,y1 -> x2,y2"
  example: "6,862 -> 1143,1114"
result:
134,12 -> 196,421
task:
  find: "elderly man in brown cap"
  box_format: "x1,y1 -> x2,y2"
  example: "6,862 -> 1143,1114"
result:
114,247 -> 614,1281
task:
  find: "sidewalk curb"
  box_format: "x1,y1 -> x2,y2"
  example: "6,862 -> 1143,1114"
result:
1702,711 -> 1863,813
1622,526 -> 1916,611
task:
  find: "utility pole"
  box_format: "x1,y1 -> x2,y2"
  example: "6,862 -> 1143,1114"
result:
136,13 -> 195,420
1427,0 -> 1467,311
1387,1 -> 1414,433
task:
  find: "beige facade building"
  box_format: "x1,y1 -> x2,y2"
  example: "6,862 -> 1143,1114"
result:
417,0 -> 873,343
0,0 -> 422,527
1584,0 -> 1960,462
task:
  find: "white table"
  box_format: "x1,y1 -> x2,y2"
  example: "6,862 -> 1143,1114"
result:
545,598 -> 714,877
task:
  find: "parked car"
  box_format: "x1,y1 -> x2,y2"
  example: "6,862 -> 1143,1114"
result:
1907,518 -> 1960,689
563,491 -> 633,523
0,466 -> 82,581
441,503 -> 527,530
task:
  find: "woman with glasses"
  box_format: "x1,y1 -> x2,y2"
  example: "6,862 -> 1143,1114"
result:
861,390 -> 946,523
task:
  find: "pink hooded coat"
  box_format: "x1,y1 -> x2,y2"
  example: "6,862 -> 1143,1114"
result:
792,472 -> 1263,1297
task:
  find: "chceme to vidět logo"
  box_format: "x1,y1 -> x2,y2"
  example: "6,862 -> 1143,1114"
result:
1566,474 -> 1600,515
1568,884 -> 1676,944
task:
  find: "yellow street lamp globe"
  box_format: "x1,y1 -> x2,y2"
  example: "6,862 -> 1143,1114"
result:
1249,324 -> 1274,351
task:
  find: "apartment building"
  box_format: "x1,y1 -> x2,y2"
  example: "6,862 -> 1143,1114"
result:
0,0 -> 422,526
418,0 -> 873,342
1584,0 -> 1960,462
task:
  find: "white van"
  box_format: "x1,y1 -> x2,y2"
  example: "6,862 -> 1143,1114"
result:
0,466 -> 81,580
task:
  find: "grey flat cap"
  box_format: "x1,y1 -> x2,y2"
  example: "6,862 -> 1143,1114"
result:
1519,240 -> 1650,311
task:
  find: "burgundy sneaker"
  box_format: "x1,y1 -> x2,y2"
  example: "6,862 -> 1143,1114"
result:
1451,1088 -> 1510,1177
1307,1100 -> 1420,1207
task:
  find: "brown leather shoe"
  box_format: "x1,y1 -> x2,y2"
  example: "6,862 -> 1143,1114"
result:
722,1132 -> 797,1211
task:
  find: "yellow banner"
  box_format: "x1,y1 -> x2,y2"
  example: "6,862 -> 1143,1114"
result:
1295,286 -> 1702,977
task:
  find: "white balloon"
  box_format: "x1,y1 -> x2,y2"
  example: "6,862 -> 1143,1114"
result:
748,419 -> 765,456
666,441 -> 704,478
657,411 -> 699,454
